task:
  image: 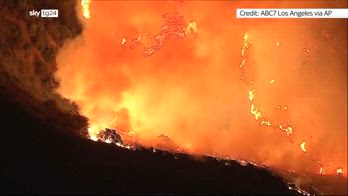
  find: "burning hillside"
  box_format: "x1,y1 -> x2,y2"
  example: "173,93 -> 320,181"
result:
0,0 -> 347,195
56,0 -> 347,177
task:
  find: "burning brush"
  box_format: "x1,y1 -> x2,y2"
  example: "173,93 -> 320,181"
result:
58,0 -> 347,181
95,128 -> 123,145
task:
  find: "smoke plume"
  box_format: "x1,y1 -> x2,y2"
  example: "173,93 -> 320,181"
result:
55,0 -> 347,175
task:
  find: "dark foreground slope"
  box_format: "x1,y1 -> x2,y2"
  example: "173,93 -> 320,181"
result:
0,86 -> 301,195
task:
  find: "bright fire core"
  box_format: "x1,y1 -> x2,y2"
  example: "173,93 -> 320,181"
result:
55,1 -> 347,176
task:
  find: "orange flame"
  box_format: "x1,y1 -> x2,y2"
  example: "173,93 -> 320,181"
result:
81,0 -> 90,19
121,37 -> 127,46
300,141 -> 307,153
185,21 -> 198,35
336,168 -> 343,175
56,1 -> 347,178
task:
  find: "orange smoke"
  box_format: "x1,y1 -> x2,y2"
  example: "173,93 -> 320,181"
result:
55,0 -> 347,176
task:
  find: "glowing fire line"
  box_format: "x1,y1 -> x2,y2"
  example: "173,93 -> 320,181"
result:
76,1 -> 344,176
238,32 -> 344,175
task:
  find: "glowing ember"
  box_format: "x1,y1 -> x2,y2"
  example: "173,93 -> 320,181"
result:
250,104 -> 262,120
319,167 -> 323,174
81,0 -> 91,19
121,37 -> 127,46
300,141 -> 307,152
260,120 -> 272,126
239,32 -> 251,82
185,20 -> 198,35
336,168 -> 343,175
278,124 -> 294,136
241,33 -> 250,60
275,41 -> 280,47
248,89 -> 255,102
248,89 -> 262,120
270,80 -> 276,84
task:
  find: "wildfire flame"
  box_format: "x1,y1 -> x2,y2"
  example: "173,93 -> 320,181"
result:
121,9 -> 197,57
240,33 -> 250,82
57,1 -> 347,177
238,32 -> 345,175
121,37 -> 127,46
300,141 -> 307,153
81,0 -> 90,19
336,168 -> 343,175
185,20 -> 198,35
242,33 -> 294,137
260,120 -> 272,126
249,89 -> 262,120
278,124 -> 294,136
87,126 -> 100,141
